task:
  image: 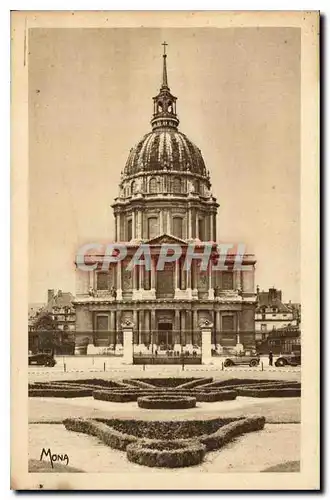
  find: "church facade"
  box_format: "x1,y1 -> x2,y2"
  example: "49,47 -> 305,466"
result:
73,47 -> 257,361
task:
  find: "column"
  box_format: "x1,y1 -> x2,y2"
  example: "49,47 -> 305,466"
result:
151,257 -> 156,292
188,208 -> 192,239
151,309 -> 156,350
159,210 -> 164,234
145,310 -> 151,346
133,265 -> 138,291
138,310 -> 143,345
174,309 -> 180,346
235,269 -> 242,291
132,211 -> 136,239
133,310 -> 138,345
208,261 -> 214,300
181,311 -> 186,346
167,210 -> 171,234
192,310 -> 198,345
186,310 -> 192,345
213,214 -> 217,242
110,311 -> 115,345
195,211 -> 199,239
175,259 -> 180,291
116,214 -> 121,241
116,261 -> 122,300
192,261 -> 198,298
186,264 -> 192,299
122,322 -> 133,364
139,264 -> 144,291
136,210 -> 142,240
209,213 -> 214,241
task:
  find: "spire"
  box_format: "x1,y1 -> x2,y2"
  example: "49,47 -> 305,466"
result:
151,42 -> 179,131
162,41 -> 169,89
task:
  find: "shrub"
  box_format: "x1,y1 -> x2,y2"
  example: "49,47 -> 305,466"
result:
126,440 -> 206,468
63,418 -> 138,450
133,378 -> 199,388
238,388 -> 301,398
137,395 -> 197,410
194,390 -> 237,402
93,390 -> 141,402
200,416 -> 266,451
96,417 -> 238,440
29,388 -> 92,398
175,378 -> 214,390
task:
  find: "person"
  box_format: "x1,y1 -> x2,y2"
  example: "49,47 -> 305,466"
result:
269,351 -> 273,366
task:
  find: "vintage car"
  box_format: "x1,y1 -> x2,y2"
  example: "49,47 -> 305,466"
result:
223,352 -> 260,368
28,353 -> 57,367
275,352 -> 301,367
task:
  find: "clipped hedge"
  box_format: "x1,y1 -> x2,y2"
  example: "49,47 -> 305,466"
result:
137,395 -> 197,410
133,377 -> 199,388
63,418 -> 138,450
200,416 -> 266,451
97,417 -> 237,440
195,390 -> 237,402
238,388 -> 301,398
29,388 -> 92,398
122,379 -> 157,389
126,440 -> 206,468
175,378 -> 214,390
93,390 -> 141,402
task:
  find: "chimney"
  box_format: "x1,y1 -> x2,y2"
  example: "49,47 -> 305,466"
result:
47,289 -> 55,303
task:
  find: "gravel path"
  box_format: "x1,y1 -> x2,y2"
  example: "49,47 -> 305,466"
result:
29,396 -> 300,424
29,423 -> 300,473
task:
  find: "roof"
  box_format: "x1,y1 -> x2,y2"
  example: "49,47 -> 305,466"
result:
256,293 -> 291,313
123,129 -> 207,178
45,292 -> 74,312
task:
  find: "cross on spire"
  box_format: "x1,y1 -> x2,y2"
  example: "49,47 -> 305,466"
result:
162,41 -> 168,56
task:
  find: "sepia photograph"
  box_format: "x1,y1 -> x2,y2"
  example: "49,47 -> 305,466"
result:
11,10 -> 319,491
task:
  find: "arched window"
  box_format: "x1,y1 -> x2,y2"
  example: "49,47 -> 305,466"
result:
149,177 -> 157,194
127,219 -> 132,241
173,177 -> 181,194
173,217 -> 183,239
131,180 -> 136,194
194,180 -> 200,194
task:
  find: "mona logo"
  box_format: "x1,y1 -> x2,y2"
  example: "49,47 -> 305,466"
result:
39,448 -> 69,468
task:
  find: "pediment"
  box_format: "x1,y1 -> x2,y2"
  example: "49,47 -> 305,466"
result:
146,233 -> 187,246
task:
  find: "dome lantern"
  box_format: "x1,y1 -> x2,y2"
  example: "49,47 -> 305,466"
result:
151,42 -> 179,131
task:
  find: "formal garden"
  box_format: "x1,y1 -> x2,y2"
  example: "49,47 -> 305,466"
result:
29,375 -> 301,472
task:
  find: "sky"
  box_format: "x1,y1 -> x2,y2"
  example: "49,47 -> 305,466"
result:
29,27 -> 300,304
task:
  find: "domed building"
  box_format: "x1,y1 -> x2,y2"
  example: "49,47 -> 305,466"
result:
74,46 -> 257,362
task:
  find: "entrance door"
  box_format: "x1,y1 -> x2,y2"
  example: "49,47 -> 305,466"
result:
157,322 -> 173,350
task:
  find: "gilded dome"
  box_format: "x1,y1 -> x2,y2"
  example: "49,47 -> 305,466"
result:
124,129 -> 207,177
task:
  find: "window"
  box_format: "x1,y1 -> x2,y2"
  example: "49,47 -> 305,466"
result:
97,272 -> 108,290
127,219 -> 132,241
222,271 -> 234,290
131,180 -> 136,194
173,217 -> 183,239
149,177 -> 157,194
261,324 -> 267,332
198,218 -> 205,240
222,315 -> 234,332
173,177 -> 181,194
194,180 -> 200,194
148,217 -> 158,239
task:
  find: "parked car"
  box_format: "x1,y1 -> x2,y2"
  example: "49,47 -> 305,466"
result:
275,352 -> 301,367
223,352 -> 260,368
28,353 -> 56,367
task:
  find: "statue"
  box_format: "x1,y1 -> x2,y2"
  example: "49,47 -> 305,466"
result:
88,286 -> 95,297
110,286 -> 117,299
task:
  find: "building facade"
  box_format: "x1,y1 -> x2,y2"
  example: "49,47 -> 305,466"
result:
255,287 -> 299,341
29,289 -> 76,354
74,47 -> 257,361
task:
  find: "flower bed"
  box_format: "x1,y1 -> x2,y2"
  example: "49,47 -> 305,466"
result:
126,440 -> 206,468
137,395 -> 197,409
